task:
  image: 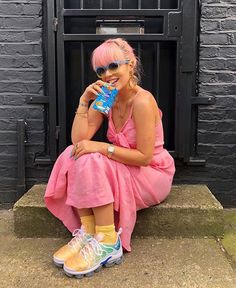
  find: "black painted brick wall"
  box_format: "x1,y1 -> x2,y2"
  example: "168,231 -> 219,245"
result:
0,0 -> 50,203
175,0 -> 236,207
0,0 -> 235,206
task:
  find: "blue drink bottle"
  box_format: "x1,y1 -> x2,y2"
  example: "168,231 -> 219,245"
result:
93,83 -> 118,115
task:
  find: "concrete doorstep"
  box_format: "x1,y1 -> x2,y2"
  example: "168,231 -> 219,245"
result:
13,184 -> 224,238
1,209 -> 236,288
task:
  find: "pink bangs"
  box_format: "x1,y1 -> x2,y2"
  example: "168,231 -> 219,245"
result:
91,42 -> 126,70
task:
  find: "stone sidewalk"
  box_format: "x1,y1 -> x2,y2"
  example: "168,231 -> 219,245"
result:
1,209 -> 236,288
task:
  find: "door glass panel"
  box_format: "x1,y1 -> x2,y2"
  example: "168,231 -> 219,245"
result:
160,0 -> 178,9
83,0 -> 100,9
103,0 -> 119,9
65,17 -> 96,34
65,17 -> 163,34
65,0 -> 104,9
64,0 -> 179,10
141,0 -> 158,9
122,0 -> 138,9
145,17 -> 163,34
64,0 -> 80,9
159,42 -> 176,150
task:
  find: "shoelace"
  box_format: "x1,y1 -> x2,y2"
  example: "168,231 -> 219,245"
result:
80,238 -> 103,264
80,227 -> 123,265
68,228 -> 88,250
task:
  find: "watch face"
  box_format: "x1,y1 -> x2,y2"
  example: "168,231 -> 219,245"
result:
108,145 -> 115,153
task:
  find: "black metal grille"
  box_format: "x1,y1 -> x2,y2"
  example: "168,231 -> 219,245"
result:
64,0 -> 178,10
42,0 -> 212,166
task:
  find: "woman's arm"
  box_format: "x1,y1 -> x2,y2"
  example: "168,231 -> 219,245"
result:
71,96 -> 104,144
71,80 -> 108,144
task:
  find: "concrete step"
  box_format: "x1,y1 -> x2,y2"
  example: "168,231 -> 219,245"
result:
13,184 -> 224,238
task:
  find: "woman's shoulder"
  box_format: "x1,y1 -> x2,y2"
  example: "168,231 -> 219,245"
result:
133,87 -> 158,108
132,87 -> 160,124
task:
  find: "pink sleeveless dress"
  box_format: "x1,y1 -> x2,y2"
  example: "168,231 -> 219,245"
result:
44,95 -> 175,251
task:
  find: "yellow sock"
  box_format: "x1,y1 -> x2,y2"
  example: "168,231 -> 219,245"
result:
95,224 -> 117,244
80,215 -> 95,235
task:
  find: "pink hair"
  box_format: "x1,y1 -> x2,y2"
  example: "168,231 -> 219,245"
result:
91,38 -> 141,84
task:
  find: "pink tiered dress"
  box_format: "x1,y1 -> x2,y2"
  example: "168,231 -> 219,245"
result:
44,94 -> 175,251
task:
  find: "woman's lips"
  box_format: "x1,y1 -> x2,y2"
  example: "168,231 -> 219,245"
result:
107,78 -> 119,85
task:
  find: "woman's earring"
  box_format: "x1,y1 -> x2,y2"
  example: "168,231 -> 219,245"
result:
128,71 -> 135,88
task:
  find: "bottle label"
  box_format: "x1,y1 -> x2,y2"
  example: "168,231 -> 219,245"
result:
93,84 -> 118,115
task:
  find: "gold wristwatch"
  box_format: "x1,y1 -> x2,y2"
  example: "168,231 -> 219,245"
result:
107,145 -> 115,158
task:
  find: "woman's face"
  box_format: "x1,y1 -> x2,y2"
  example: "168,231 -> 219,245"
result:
97,60 -> 134,91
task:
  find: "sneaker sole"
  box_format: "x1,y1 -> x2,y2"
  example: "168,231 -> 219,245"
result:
53,256 -> 64,268
63,253 -> 123,278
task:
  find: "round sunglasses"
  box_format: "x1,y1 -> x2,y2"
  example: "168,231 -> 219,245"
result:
95,60 -> 129,78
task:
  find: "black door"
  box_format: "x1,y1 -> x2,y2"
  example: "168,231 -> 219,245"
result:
45,0 -> 203,164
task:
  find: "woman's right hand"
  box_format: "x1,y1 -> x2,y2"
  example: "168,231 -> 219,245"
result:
81,80 -> 109,102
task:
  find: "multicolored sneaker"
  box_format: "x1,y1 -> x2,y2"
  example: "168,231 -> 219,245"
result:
63,228 -> 123,278
53,227 -> 93,268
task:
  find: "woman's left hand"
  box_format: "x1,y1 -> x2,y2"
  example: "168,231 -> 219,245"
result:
70,140 -> 105,159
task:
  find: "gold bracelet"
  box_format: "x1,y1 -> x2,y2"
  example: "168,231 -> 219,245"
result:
75,112 -> 88,118
75,107 -> 88,115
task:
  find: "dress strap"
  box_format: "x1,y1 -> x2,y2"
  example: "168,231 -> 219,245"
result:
127,88 -> 144,119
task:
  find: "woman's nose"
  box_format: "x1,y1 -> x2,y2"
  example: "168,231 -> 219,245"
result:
104,69 -> 113,78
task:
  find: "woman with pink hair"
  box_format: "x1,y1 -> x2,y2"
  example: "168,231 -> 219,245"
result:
45,38 -> 175,278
